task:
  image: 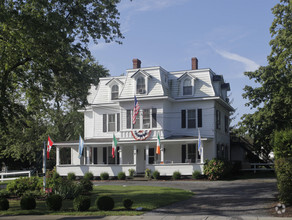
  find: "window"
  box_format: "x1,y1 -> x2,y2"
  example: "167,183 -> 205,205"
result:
188,109 -> 196,128
183,79 -> 192,95
187,144 -> 196,163
60,148 -> 71,164
111,85 -> 119,100
216,110 -> 221,129
181,110 -> 186,128
126,110 -> 131,129
143,109 -> 150,129
136,76 -> 146,94
224,115 -> 229,133
198,109 -> 202,127
133,110 -> 140,129
149,148 -> 155,164
108,114 -> 115,132
152,108 -> 157,128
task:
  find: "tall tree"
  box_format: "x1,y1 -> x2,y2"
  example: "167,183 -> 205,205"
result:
0,0 -> 123,168
240,0 -> 292,159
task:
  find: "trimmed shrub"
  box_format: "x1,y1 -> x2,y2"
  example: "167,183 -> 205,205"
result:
80,179 -> 93,192
100,172 -> 109,180
6,177 -> 42,197
172,171 -> 181,180
145,168 -> 151,179
128,169 -> 135,178
73,195 -> 91,211
46,194 -> 63,211
67,172 -> 76,181
192,170 -> 201,179
123,198 -> 133,210
152,170 -> 160,180
0,190 -> 10,198
96,196 -> 114,211
118,172 -> 126,180
275,158 -> 292,204
204,159 -> 231,180
0,198 -> 9,210
20,195 -> 36,210
84,172 -> 94,181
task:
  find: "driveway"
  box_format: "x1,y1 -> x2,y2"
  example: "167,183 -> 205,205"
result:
94,178 -> 278,217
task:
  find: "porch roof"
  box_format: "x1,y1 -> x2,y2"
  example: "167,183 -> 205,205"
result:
54,135 -> 211,147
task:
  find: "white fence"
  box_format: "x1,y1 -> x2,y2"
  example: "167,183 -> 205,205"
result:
242,163 -> 274,173
0,171 -> 31,182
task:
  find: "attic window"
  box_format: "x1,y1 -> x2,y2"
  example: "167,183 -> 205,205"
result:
183,79 -> 192,95
136,76 -> 146,94
111,85 -> 119,100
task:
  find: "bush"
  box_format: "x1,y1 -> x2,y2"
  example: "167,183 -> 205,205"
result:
73,195 -> 91,211
172,171 -> 181,180
273,129 -> 292,158
0,198 -> 9,210
67,172 -> 76,181
53,171 -> 60,179
192,170 -> 201,179
6,177 -> 42,197
123,198 -> 133,210
96,196 -> 114,211
128,169 -> 135,178
145,168 -> 151,179
54,178 -> 83,200
275,158 -> 292,204
20,195 -> 36,210
100,172 -> 109,180
0,190 -> 10,198
204,159 -> 231,180
118,172 -> 126,180
152,170 -> 160,180
46,194 -> 63,211
79,179 -> 93,193
84,172 -> 94,181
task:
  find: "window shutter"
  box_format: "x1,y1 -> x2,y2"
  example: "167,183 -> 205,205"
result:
181,110 -> 186,128
152,108 -> 157,128
126,110 -> 131,129
103,114 -> 107,132
117,113 -> 120,132
198,109 -> 202,127
181,145 -> 186,163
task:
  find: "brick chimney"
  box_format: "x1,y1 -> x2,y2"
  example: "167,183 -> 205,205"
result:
192,57 -> 198,70
133,58 -> 141,69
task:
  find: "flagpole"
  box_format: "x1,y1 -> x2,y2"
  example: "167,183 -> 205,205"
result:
43,141 -> 46,191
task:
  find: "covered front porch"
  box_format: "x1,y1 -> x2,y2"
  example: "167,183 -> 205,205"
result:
55,136 -> 211,177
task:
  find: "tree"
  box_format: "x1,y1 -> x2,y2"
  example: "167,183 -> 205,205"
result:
240,0 -> 292,159
0,0 -> 123,168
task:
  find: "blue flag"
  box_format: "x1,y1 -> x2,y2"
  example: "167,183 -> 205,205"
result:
78,135 -> 84,159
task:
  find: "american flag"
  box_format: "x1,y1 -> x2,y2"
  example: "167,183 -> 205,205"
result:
132,96 -> 140,125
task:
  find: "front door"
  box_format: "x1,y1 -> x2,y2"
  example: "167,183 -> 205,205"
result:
136,146 -> 145,173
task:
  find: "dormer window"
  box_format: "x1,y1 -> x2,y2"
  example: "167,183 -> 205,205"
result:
136,76 -> 146,94
183,79 -> 192,95
111,85 -> 119,100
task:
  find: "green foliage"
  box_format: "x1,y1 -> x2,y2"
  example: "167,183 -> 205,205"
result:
79,179 -> 93,193
6,177 -> 42,197
123,198 -> 134,210
275,158 -> 292,204
46,194 -> 63,211
117,172 -> 126,180
55,179 -> 83,200
96,196 -> 115,211
145,168 -> 151,179
73,195 -> 91,211
128,169 -> 135,178
273,129 -> 292,159
0,190 -> 10,198
0,197 -> 9,211
84,172 -> 94,181
20,195 -> 36,210
67,172 -> 76,181
152,170 -> 160,180
100,172 -> 109,180
204,159 -> 231,180
172,171 -> 181,180
192,170 -> 201,179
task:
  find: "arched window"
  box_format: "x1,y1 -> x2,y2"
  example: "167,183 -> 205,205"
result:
183,79 -> 192,95
111,85 -> 119,100
136,77 -> 146,94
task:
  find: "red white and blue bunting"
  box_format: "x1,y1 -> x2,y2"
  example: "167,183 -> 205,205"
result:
131,130 -> 151,141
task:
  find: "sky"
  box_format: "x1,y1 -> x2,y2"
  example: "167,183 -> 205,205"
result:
90,0 -> 277,126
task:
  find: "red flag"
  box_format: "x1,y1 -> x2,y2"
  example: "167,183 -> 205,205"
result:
47,136 -> 54,159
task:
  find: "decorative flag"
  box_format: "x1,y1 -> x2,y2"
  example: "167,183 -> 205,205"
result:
47,136 -> 54,159
78,135 -> 84,159
156,133 -> 161,155
112,134 -> 118,158
198,129 -> 202,155
132,96 -> 140,125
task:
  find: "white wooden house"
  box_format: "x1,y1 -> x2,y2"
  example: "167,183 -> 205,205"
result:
55,57 -> 234,176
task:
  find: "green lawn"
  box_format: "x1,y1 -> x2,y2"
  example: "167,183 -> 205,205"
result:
0,185 -> 193,216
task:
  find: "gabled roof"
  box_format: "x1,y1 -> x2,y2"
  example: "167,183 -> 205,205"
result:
177,72 -> 197,81
130,70 -> 152,78
105,78 -> 124,86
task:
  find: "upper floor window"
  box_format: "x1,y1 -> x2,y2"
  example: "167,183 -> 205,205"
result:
103,113 -> 120,132
136,76 -> 146,94
111,85 -> 119,100
181,109 -> 202,129
183,79 -> 192,95
127,108 -> 157,129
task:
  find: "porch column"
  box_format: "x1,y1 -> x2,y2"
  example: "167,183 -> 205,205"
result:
134,145 -> 137,165
200,141 -> 204,164
86,147 -> 90,164
146,145 -> 149,165
119,146 -> 123,165
56,147 -> 60,166
161,144 -> 164,163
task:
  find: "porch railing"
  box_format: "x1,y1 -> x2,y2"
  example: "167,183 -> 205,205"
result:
241,163 -> 274,173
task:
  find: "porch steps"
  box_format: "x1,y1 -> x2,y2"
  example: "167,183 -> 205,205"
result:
132,173 -> 148,181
